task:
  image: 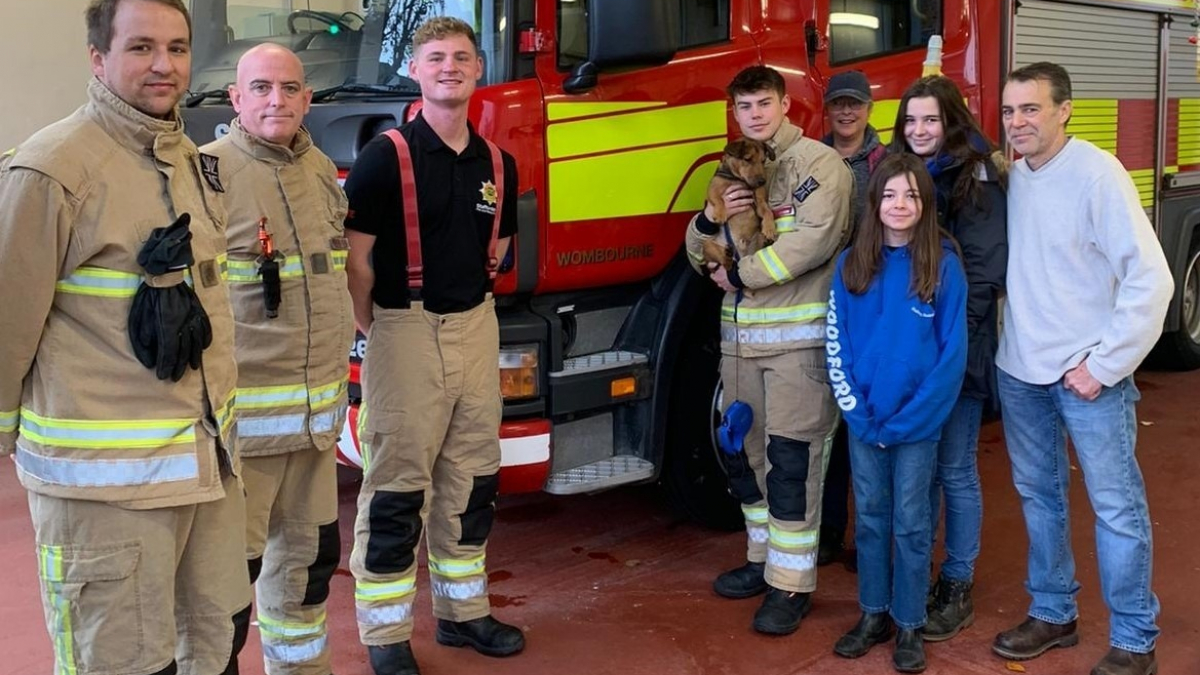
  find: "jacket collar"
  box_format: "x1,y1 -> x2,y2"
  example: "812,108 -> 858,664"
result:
821,125 -> 882,163
767,120 -> 803,156
84,77 -> 185,160
229,117 -> 312,164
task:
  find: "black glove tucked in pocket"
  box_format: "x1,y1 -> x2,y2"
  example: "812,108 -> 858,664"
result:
128,213 -> 214,382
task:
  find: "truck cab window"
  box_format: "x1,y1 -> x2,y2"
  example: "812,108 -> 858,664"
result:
828,0 -> 941,64
558,0 -> 731,70
189,0 -> 518,93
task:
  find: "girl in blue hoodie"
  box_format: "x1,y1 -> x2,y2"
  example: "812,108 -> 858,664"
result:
827,153 -> 967,673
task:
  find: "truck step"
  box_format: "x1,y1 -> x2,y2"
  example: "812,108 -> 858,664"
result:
544,455 -> 655,495
551,350 -> 648,377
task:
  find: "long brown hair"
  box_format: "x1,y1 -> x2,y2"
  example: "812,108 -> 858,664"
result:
843,153 -> 950,303
889,76 -> 996,210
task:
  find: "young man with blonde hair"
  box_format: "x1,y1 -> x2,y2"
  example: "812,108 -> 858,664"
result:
343,16 -> 520,675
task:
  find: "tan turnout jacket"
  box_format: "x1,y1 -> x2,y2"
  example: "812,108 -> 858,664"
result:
202,120 -> 353,456
0,78 -> 238,507
686,121 -> 853,357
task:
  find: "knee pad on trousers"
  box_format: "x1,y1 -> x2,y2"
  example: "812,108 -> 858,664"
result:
247,556 -> 263,585
459,473 -> 499,546
221,604 -> 253,675
766,435 -> 811,521
149,661 -> 178,675
366,490 -> 424,573
303,520 -> 341,605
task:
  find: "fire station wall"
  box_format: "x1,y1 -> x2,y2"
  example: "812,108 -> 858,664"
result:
0,0 -> 91,152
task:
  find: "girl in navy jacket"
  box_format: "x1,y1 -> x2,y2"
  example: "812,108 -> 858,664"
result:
827,153 -> 967,673
892,76 -> 1008,641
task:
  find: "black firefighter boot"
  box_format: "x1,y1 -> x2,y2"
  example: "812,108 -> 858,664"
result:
752,587 -> 813,635
924,574 -> 974,642
368,642 -> 420,675
436,615 -> 525,657
713,561 -> 767,599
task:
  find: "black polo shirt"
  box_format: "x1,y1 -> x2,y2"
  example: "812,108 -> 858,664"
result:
344,112 -> 517,314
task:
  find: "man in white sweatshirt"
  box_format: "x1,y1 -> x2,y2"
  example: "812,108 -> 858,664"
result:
991,62 -> 1172,675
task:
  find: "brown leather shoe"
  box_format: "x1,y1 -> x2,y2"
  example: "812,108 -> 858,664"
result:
992,617 -> 1079,660
1090,648 -> 1157,675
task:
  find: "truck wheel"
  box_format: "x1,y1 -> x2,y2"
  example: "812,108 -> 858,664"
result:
661,306 -> 743,532
1156,233 -> 1200,370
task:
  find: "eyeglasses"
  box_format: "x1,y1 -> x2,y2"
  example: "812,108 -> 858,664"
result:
828,98 -> 867,111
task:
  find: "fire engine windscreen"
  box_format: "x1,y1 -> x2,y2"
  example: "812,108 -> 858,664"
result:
188,0 -> 515,94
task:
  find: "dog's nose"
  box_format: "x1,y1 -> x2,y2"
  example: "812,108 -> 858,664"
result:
753,178 -> 767,188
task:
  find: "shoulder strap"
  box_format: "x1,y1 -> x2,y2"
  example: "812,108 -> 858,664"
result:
383,128 -> 423,289
483,138 -> 505,279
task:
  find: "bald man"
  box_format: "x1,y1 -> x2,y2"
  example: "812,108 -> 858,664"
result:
202,44 -> 354,675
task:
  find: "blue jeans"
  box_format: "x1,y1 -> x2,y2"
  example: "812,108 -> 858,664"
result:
997,368 -> 1160,653
930,396 -> 984,582
849,434 -> 937,629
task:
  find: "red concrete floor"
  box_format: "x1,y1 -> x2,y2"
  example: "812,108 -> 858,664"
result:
2,368 -> 1198,675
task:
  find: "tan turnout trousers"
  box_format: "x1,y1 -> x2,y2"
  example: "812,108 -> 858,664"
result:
29,470 -> 249,675
243,446 -> 340,675
720,348 -> 838,593
351,298 -> 502,646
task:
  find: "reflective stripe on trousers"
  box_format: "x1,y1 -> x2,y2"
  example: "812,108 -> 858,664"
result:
258,612 -> 328,666
354,577 -> 417,627
37,545 -> 78,675
429,554 -> 487,601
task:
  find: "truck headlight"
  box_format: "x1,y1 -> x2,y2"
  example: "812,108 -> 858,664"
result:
499,344 -> 539,400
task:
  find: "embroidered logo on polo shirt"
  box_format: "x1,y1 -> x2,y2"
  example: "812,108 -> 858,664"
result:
480,180 -> 498,205
477,180 -> 498,215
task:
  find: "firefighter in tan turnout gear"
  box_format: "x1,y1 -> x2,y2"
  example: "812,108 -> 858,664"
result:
0,1 -> 250,674
201,44 -> 354,675
686,66 -> 852,636
342,16 -> 521,675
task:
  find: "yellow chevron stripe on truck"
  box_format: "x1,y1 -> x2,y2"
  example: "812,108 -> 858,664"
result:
547,101 -> 665,121
1069,99 -> 1118,153
546,101 -> 727,223
1178,99 -> 1200,166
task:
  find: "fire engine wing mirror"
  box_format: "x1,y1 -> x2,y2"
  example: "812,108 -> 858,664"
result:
564,62 -> 599,95
564,0 -> 676,93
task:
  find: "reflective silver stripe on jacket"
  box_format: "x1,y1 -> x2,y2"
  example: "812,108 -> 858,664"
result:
237,404 -> 345,438
15,445 -> 199,487
721,324 -> 827,344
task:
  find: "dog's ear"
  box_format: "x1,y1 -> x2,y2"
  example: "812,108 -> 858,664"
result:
723,140 -> 740,156
763,143 -> 776,162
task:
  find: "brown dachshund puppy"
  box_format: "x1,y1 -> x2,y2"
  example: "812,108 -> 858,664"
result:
702,138 -> 778,272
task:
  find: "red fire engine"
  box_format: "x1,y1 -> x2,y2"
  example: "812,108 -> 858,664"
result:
184,0 -> 1200,528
